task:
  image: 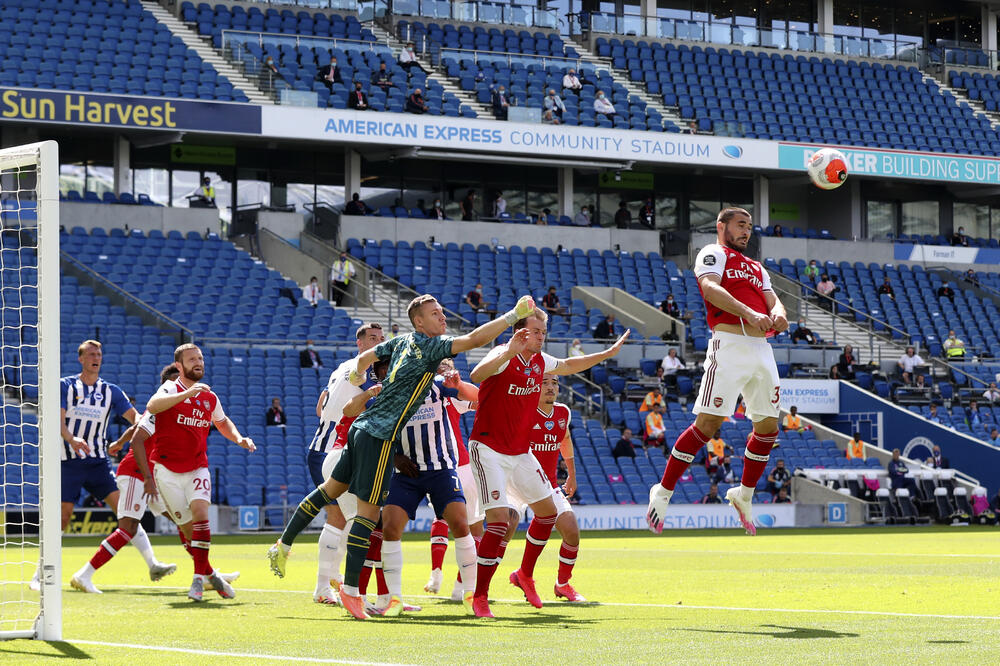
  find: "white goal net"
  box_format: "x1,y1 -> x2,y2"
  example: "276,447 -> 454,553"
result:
0,141 -> 60,640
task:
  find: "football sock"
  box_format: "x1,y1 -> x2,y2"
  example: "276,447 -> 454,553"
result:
358,528 -> 383,595
88,526 -> 134,571
317,524 -> 344,590
191,520 -> 212,577
740,430 -> 778,501
459,535 -> 484,582
281,487 -> 332,547
455,533 -> 477,593
131,525 -> 157,567
376,565 -> 388,596
497,539 -> 509,561
429,519 -> 449,571
660,424 -> 710,490
474,522 -> 506,597
381,540 -> 403,597
557,542 -> 579,586
520,514 -> 556,578
344,516 -> 376,588
176,526 -> 192,556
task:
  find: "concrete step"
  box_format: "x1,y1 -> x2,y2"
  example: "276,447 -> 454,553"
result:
145,0 -> 272,105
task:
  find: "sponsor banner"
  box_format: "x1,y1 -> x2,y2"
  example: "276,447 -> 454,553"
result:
2,508 -> 152,536
779,142 -> 1000,185
261,106 -> 778,168
0,87 -> 262,134
780,379 -> 840,414
403,502 -> 795,531
893,243 -> 991,265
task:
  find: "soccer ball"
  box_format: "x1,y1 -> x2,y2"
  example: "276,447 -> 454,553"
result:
806,148 -> 848,190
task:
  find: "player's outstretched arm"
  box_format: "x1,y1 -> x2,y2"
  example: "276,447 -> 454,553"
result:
765,289 -> 789,333
550,330 -> 630,375
343,384 -> 381,417
147,382 -> 210,414
451,295 -> 536,355
699,274 -> 773,333
108,423 -> 138,456
470,328 -> 531,383
349,348 -> 379,386
215,417 -> 256,452
130,428 -> 157,500
457,380 -> 479,402
315,390 -> 328,418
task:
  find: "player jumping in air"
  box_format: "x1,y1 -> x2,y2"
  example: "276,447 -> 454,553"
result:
468,309 -> 628,618
268,293 -> 537,620
646,207 -> 788,535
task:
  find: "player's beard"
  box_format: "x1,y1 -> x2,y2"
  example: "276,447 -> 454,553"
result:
723,228 -> 749,253
182,363 -> 204,382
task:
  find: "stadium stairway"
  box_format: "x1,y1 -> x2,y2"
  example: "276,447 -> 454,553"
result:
367,21 -> 487,117
567,35 -> 687,132
933,70 -> 1000,132
142,0 -> 272,104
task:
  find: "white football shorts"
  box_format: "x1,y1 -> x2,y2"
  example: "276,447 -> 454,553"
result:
154,465 -> 211,525
322,447 -> 358,521
509,484 -> 573,524
116,474 -> 167,521
469,440 -> 553,513
456,463 -> 483,525
694,330 -> 781,422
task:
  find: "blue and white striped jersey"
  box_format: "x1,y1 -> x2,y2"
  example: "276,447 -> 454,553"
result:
399,379 -> 462,472
60,374 -> 132,461
308,359 -> 378,453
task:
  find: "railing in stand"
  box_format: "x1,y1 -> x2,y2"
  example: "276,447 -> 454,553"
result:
386,0 -> 558,30
432,46 -> 583,71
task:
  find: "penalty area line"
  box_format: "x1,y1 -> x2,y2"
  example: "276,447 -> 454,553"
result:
100,584 -> 1000,621
66,639 -> 418,665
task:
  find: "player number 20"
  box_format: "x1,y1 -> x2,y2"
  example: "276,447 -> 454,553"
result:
193,478 -> 211,492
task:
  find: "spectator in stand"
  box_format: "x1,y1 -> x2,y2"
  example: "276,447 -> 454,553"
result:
398,43 -> 428,74
877,276 -> 895,300
644,402 -> 666,447
262,55 -> 280,80
963,268 -> 979,287
491,84 -> 510,120
966,400 -> 983,428
773,487 -> 792,503
846,432 -> 865,460
265,397 -> 287,427
951,226 -> 969,247
299,340 -> 323,369
983,381 -> 1000,403
612,428 -> 637,459
782,406 -> 805,433
543,89 -> 566,119
614,200 -> 631,229
639,197 -> 655,228
771,224 -> 784,237
542,286 -> 563,316
837,345 -> 857,380
713,454 -> 737,484
791,318 -> 818,346
347,81 -> 368,110
542,109 -> 561,125
929,445 -> 949,469
594,314 -> 616,340
568,338 -> 585,358
897,346 -> 925,384
928,403 -> 942,423
562,68 -> 582,92
573,206 -> 591,226
767,459 -> 792,496
301,276 -> 321,308
492,191 -> 506,217
705,430 -> 732,471
593,91 -> 616,118
816,273 -> 837,311
388,323 -> 402,339
405,88 -> 428,114
803,259 -> 820,282
639,386 -> 665,413
887,448 -> 918,493
371,62 -> 393,92
990,427 -> 1000,445
344,192 -> 368,216
897,373 -> 933,403
460,189 -> 476,221
937,281 -> 955,302
943,329 -> 966,359
329,251 -> 355,307
316,56 -> 342,91
426,198 -> 446,220
701,483 -> 723,504
660,294 -> 680,319
465,283 -> 488,312
660,348 -> 683,383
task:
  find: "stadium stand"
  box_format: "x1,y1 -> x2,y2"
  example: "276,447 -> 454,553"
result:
0,0 -> 248,102
60,191 -> 161,206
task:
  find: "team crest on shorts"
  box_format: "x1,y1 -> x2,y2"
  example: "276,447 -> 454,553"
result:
491,490 -> 500,500
175,512 -> 182,519
134,504 -> 140,512
545,421 -> 554,430
713,397 -> 723,407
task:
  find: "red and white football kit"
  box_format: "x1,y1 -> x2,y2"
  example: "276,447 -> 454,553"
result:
509,403 -> 573,520
151,379 -> 225,524
116,410 -> 168,521
445,397 -> 482,524
693,243 -> 781,421
469,345 -> 560,512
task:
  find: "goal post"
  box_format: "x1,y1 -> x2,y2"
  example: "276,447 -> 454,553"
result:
0,140 -> 60,641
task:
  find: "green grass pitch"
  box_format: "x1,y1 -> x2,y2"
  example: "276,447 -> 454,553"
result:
3,526 -> 999,664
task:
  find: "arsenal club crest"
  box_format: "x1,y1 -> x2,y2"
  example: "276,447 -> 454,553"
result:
713,396 -> 723,408
557,419 -> 566,428
491,490 -> 500,500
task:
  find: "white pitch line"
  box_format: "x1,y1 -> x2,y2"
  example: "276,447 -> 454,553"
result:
66,639 -> 418,665
91,584 -> 1000,621
586,548 -> 1000,559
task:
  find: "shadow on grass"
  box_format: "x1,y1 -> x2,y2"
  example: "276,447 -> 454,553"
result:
681,624 -> 859,639
928,640 -> 969,644
165,600 -> 250,609
278,611 -> 597,628
0,641 -> 91,660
